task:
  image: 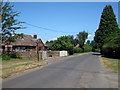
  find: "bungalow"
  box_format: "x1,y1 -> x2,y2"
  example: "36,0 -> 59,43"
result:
1,34 -> 45,52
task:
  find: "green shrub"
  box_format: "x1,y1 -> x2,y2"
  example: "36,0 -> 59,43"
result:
92,48 -> 100,52
84,46 -> 92,52
102,41 -> 120,58
2,51 -> 22,60
102,30 -> 120,59
73,47 -> 83,53
2,54 -> 11,61
94,49 -> 100,52
10,52 -> 22,59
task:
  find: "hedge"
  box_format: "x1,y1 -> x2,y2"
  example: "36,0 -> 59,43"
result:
73,47 -> 83,53
102,39 -> 120,58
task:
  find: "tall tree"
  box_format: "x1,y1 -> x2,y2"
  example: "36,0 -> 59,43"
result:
52,36 -> 74,54
68,35 -> 78,46
94,5 -> 119,50
76,31 -> 88,49
1,2 -> 25,43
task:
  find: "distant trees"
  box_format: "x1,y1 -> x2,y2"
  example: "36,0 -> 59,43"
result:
46,31 -> 90,54
73,47 -> 83,53
52,36 -> 74,55
45,40 -> 54,50
1,2 -> 25,43
94,5 -> 120,58
90,40 -> 100,52
86,40 -> 90,46
76,31 -> 88,49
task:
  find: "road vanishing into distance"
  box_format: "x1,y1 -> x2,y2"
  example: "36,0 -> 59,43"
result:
3,52 -> 118,88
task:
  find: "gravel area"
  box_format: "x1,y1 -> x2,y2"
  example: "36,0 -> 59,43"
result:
45,56 -> 74,64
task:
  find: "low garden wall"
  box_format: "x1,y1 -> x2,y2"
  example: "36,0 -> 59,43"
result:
47,51 -> 60,57
16,51 -> 68,60
18,51 -> 40,60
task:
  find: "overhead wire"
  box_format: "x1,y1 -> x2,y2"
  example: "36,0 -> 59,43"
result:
25,22 -> 79,34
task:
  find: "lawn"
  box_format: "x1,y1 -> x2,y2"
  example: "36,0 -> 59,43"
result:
2,57 -> 39,68
73,52 -> 92,55
1,63 -> 32,70
101,56 -> 120,71
1,57 -> 47,79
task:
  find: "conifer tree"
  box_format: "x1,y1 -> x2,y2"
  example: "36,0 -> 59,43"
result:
94,5 -> 119,50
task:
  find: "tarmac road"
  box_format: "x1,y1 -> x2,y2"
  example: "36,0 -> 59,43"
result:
2,52 -> 118,88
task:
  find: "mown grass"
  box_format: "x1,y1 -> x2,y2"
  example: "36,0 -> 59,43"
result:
101,56 -> 120,71
2,60 -> 46,79
2,57 -> 42,66
73,52 -> 92,55
1,63 -> 32,70
2,58 -> 37,62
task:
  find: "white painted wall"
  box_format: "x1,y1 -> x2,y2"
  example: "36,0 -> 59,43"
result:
59,51 -> 68,57
42,51 -> 47,60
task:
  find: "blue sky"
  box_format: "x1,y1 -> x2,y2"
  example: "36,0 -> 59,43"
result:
11,2 -> 118,43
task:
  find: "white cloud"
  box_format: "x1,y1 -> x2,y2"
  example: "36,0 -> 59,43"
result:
49,37 -> 58,41
88,34 -> 92,38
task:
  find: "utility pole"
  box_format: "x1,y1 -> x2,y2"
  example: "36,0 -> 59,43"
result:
37,40 -> 39,61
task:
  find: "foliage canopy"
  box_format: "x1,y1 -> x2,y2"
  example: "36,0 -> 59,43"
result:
1,2 -> 25,43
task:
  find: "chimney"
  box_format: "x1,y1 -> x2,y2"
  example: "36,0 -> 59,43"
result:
33,34 -> 37,39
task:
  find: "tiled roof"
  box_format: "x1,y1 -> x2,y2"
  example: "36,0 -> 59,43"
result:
11,35 -> 37,46
2,34 -> 44,46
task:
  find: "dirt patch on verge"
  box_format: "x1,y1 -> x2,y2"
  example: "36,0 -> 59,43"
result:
2,61 -> 47,80
100,56 -> 120,71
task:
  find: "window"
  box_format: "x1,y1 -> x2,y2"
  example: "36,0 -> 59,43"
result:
39,47 -> 41,51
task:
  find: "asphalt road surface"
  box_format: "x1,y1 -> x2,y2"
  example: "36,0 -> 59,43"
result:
3,52 -> 118,88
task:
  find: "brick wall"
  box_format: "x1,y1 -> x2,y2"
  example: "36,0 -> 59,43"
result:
17,51 -> 67,60
18,51 -> 42,60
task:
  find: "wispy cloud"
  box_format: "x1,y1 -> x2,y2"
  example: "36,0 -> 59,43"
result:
49,37 -> 58,41
88,34 -> 92,38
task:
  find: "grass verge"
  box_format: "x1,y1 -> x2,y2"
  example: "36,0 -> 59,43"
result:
2,60 -> 47,79
101,56 -> 120,71
2,58 -> 37,63
1,63 -> 32,70
73,52 -> 92,55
